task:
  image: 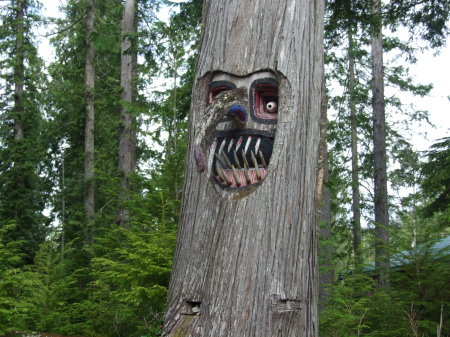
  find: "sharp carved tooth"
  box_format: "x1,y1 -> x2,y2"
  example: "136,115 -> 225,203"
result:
243,166 -> 251,184
242,149 -> 250,168
235,136 -> 243,152
255,137 -> 261,155
251,151 -> 261,180
215,153 -> 227,168
231,165 -> 240,186
258,150 -> 267,168
219,138 -> 226,154
233,150 -> 242,169
227,138 -> 234,153
244,136 -> 252,155
222,152 -> 233,169
218,166 -> 231,185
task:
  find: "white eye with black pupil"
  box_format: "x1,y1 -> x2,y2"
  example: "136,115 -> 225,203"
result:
266,101 -> 277,113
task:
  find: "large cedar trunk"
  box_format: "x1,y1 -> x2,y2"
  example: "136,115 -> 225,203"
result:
164,0 -> 325,336
371,0 -> 390,288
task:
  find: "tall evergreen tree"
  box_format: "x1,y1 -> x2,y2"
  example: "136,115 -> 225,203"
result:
371,0 -> 390,288
0,0 -> 47,265
84,0 -> 95,243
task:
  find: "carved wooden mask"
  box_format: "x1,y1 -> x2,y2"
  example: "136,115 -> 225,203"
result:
194,71 -> 290,199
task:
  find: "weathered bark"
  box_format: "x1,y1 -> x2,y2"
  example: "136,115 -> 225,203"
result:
348,27 -> 362,267
371,0 -> 390,288
164,0 -> 325,336
84,0 -> 95,242
14,0 -> 25,141
117,0 -> 137,226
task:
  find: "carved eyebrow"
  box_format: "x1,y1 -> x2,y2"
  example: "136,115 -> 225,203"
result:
250,77 -> 278,88
209,80 -> 237,90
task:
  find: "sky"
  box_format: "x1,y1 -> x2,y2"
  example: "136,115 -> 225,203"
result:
402,46 -> 450,151
38,1 -> 449,154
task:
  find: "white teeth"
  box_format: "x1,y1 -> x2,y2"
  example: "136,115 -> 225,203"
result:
219,138 -> 226,154
235,136 -> 243,152
233,150 -> 242,169
215,153 -> 227,168
251,151 -> 261,180
231,165 -> 240,186
258,150 -> 267,168
227,138 -> 234,153
242,149 -> 250,168
255,137 -> 261,155
244,166 -> 251,183
215,135 -> 270,187
244,136 -> 252,154
222,152 -> 233,168
218,166 -> 231,185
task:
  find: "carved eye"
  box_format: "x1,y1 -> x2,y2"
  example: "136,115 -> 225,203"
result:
210,86 -> 231,102
209,81 -> 236,103
266,101 -> 277,113
252,80 -> 278,121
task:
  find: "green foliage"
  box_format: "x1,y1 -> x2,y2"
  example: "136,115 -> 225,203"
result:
321,235 -> 450,337
386,0 -> 450,48
89,224 -> 175,336
0,223 -> 45,334
0,0 -> 48,265
420,136 -> 450,220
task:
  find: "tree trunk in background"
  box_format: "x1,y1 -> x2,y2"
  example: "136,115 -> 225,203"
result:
164,0 -> 325,335
118,0 -> 137,226
13,0 -> 24,141
348,27 -> 362,267
371,0 -> 390,288
318,88 -> 334,308
84,0 -> 95,243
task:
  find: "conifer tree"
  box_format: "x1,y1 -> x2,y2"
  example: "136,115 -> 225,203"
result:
0,0 -> 46,265
371,0 -> 390,288
84,0 -> 95,242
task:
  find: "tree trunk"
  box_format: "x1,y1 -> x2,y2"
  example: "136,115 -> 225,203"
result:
163,0 -> 325,336
117,0 -> 137,226
371,0 -> 390,288
14,0 -> 25,141
318,88 -> 334,308
348,27 -> 362,267
84,0 -> 95,243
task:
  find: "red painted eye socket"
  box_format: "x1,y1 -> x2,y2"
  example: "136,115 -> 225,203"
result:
209,86 -> 232,103
254,84 -> 278,119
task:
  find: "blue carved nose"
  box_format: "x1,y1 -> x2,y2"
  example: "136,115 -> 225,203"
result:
227,104 -> 247,127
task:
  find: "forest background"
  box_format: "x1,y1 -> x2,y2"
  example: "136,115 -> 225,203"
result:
0,0 -> 449,336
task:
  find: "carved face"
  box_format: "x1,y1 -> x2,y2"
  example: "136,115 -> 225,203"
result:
196,71 -> 280,197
